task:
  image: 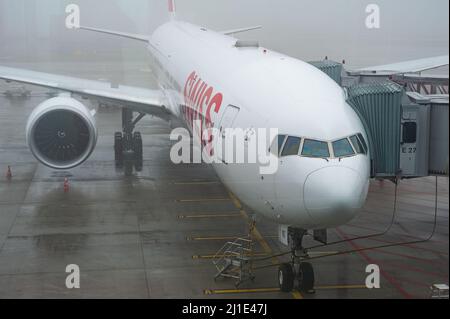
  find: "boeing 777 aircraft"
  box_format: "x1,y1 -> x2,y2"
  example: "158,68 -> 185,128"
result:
0,0 -> 448,293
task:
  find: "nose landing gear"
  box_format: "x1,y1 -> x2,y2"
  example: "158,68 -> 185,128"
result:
278,228 -> 315,294
114,109 -> 145,174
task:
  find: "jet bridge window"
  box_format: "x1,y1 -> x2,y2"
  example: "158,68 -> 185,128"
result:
402,122 -> 417,144
332,138 -> 355,158
301,139 -> 330,158
349,135 -> 366,154
281,136 -> 302,157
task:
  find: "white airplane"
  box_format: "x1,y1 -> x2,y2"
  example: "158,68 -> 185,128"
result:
0,0 -> 448,293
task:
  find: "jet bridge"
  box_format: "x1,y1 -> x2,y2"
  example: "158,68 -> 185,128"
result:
308,60 -> 342,85
346,82 -> 403,178
310,60 -> 449,179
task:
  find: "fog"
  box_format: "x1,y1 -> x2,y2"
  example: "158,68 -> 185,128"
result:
0,0 -> 448,79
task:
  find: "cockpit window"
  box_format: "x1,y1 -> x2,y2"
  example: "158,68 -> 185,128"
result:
332,138 -> 355,158
271,135 -> 287,156
357,133 -> 368,153
301,139 -> 330,158
281,136 -> 302,157
272,134 -> 367,159
349,135 -> 365,154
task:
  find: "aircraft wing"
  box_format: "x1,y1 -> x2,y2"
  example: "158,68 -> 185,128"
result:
79,26 -> 149,43
350,55 -> 449,76
0,65 -> 171,119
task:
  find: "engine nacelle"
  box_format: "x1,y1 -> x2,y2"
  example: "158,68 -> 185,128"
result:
26,96 -> 98,170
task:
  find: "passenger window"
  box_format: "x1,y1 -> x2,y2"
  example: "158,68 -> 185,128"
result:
281,136 -> 302,157
403,122 -> 417,144
301,139 -> 330,158
332,138 -> 355,157
349,135 -> 365,154
270,135 -> 287,156
357,133 -> 368,153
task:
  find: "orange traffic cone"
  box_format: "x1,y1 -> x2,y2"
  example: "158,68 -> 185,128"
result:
6,166 -> 12,180
63,178 -> 70,193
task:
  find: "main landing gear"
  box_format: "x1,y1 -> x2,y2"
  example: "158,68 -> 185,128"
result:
115,109 -> 145,175
278,228 -> 315,294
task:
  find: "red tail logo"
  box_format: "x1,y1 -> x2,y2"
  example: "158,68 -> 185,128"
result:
168,0 -> 175,13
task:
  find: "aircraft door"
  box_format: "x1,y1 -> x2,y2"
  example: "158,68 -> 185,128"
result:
217,105 -> 240,163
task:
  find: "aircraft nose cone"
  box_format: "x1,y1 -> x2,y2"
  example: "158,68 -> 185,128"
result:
303,166 -> 367,227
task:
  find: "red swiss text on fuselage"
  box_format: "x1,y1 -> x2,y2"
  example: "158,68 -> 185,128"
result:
182,71 -> 223,153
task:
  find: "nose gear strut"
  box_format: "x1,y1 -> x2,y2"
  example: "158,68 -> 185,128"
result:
278,228 -> 315,293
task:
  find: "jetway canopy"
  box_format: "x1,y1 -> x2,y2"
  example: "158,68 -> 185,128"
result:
309,60 -> 449,178
346,82 -> 404,177
308,60 -> 342,85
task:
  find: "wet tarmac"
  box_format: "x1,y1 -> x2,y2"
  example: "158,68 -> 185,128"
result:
0,80 -> 448,299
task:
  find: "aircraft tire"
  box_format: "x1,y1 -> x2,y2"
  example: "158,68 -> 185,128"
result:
278,263 -> 295,292
114,132 -> 124,167
133,132 -> 143,172
298,262 -> 315,293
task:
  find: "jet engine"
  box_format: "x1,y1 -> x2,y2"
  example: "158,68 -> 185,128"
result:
26,96 -> 98,170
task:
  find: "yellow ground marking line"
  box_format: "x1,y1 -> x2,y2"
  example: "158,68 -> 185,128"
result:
204,285 -> 367,295
178,213 -> 241,219
188,236 -> 243,241
228,192 -> 304,300
204,288 -> 280,295
174,181 -> 220,185
188,235 -> 278,241
176,198 -> 231,203
193,252 -> 268,260
291,290 -> 303,299
315,285 -> 367,290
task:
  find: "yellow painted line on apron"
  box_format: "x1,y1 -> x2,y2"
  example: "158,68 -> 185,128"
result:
188,236 -> 244,241
174,181 -> 220,185
178,213 -> 241,219
176,198 -> 231,203
228,192 -> 304,300
204,285 -> 366,295
291,290 -> 303,299
193,252 -> 267,260
188,235 -> 278,241
315,285 -> 367,290
204,287 -> 280,295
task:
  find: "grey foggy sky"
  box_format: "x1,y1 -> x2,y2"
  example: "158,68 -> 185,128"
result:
0,0 -> 448,70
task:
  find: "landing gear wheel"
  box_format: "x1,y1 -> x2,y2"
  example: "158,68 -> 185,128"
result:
133,132 -> 143,172
117,109 -> 146,175
298,262 -> 315,293
114,132 -> 123,167
123,133 -> 134,176
278,263 -> 295,292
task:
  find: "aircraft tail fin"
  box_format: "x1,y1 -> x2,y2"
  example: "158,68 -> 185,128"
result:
168,0 -> 177,20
